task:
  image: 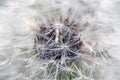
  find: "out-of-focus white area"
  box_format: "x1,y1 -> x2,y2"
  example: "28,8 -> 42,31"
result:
99,0 -> 120,58
0,0 -> 35,80
98,0 -> 120,79
0,0 -> 120,80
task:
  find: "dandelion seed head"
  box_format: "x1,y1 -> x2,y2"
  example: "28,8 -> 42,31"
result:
1,0 -> 119,80
29,0 -> 113,79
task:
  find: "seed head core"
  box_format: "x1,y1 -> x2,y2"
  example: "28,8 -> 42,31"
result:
34,18 -> 83,60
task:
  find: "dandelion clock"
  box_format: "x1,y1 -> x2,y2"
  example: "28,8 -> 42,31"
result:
0,0 -> 120,80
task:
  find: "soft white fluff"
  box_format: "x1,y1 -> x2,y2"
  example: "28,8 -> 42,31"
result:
0,0 -> 120,80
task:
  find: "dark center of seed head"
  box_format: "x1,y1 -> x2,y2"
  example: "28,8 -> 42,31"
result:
34,18 -> 82,60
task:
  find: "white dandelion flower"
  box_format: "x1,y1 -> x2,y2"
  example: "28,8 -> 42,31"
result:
0,0 -> 120,80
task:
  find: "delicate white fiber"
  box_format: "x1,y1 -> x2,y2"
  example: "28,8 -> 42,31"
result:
0,0 -> 120,80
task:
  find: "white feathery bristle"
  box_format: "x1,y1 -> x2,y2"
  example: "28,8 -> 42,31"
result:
0,0 -> 120,80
